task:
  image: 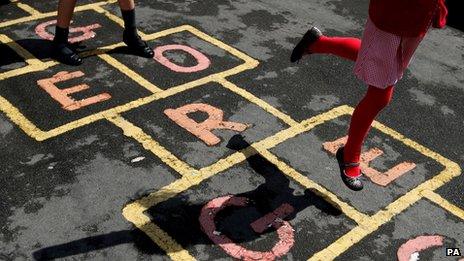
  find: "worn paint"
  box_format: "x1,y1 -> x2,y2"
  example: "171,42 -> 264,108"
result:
322,136 -> 417,186
35,20 -> 102,43
0,4 -> 462,259
199,195 -> 294,260
154,44 -> 211,73
37,71 -> 111,111
164,103 -> 248,146
397,235 -> 444,261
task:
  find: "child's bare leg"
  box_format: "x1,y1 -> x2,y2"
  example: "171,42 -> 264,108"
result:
118,0 -> 135,10
56,0 -> 76,28
53,0 -> 82,65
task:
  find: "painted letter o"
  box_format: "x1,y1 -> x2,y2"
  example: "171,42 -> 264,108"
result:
154,44 -> 211,73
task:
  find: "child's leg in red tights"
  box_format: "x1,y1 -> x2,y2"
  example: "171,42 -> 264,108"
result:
308,36 -> 361,62
343,85 -> 394,177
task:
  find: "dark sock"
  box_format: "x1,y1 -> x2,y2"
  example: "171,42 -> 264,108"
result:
53,26 -> 69,44
121,8 -> 137,34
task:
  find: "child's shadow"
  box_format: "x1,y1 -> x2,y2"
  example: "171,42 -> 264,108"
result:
226,134 -> 342,220
31,135 -> 343,260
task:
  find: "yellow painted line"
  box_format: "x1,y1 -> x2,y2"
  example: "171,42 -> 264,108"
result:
309,111 -> 461,260
121,106 -> 352,260
0,1 -> 115,28
121,104 -> 460,260
15,2 -> 41,15
1,24 -> 259,139
422,190 -> 464,220
107,114 -> 196,176
79,42 -> 125,57
0,65 -> 43,81
0,34 -> 46,80
259,149 -> 369,224
3,71 -> 224,141
218,79 -> 298,126
143,25 -> 259,69
0,13 -> 49,28
0,96 -> 47,139
98,53 -> 163,93
122,202 -> 196,260
182,25 -> 259,69
3,40 -> 42,66
371,120 -> 458,169
93,6 -> 148,39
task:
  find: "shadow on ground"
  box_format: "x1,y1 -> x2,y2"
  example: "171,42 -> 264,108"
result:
32,135 -> 342,260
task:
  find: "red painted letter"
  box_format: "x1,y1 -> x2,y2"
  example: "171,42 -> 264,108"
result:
199,195 -> 295,261
164,103 -> 248,146
35,20 -> 101,43
397,235 -> 444,261
323,136 -> 416,186
37,71 -> 111,111
154,44 -> 211,73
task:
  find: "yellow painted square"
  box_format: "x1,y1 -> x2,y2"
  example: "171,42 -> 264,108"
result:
121,105 -> 461,260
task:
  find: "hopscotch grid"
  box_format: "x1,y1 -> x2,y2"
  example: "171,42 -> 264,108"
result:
121,105 -> 362,260
422,190 -> 464,221
0,1 -> 117,29
0,3 -> 461,259
121,104 -> 460,261
0,23 -> 258,139
107,114 -> 197,177
0,5 -> 125,80
0,34 -> 46,81
15,2 -> 41,15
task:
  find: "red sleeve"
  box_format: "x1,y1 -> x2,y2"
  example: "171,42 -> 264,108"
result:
433,0 -> 448,28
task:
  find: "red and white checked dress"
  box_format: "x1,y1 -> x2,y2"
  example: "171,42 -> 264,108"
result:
354,17 -> 426,89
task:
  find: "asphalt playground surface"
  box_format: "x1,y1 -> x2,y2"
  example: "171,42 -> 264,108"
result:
1,0 -> 464,260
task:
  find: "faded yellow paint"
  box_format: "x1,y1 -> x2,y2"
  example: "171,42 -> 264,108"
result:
121,106 -> 355,260
422,190 -> 464,221
98,53 -> 163,93
259,149 -> 370,224
0,34 -> 46,81
107,115 -> 197,176
122,203 -> 196,260
0,1 -> 113,29
122,104 -> 460,261
0,24 -> 259,141
15,2 -> 41,15
218,79 -> 298,126
93,6 -> 148,39
309,114 -> 461,260
1,6 -> 461,259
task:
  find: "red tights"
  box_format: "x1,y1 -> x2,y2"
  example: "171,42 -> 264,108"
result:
308,36 -> 394,177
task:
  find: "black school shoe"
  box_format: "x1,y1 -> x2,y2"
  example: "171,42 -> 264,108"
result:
336,147 -> 364,191
123,30 -> 154,58
52,42 -> 82,66
290,26 -> 322,63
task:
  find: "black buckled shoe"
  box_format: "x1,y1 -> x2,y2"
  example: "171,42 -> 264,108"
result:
336,147 -> 364,191
123,31 -> 154,58
290,26 -> 322,63
52,42 -> 82,66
